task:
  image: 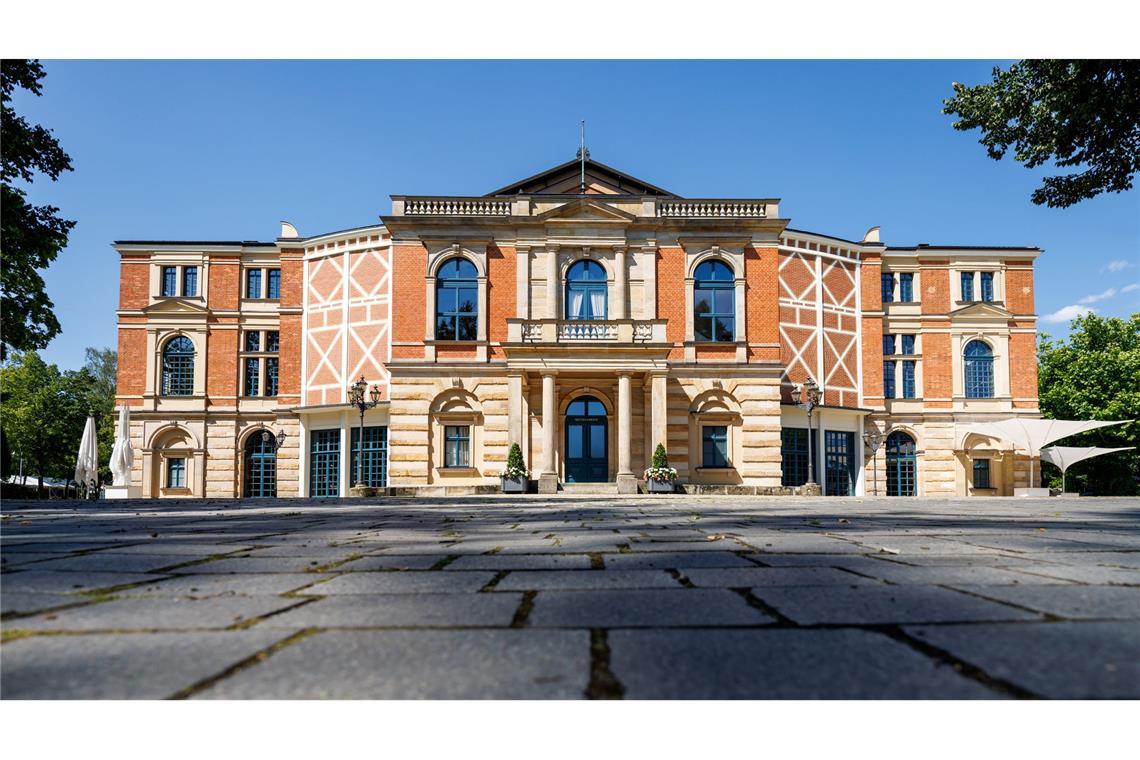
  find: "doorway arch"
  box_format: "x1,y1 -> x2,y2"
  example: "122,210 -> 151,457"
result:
885,430 -> 917,496
564,395 -> 608,483
243,430 -> 278,498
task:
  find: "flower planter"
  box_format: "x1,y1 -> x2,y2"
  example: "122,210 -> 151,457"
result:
647,478 -> 675,494
501,476 -> 528,494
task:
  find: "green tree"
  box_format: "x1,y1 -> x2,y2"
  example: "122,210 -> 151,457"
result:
83,346 -> 118,479
1037,313 -> 1140,495
944,60 -> 1140,208
1,59 -> 76,360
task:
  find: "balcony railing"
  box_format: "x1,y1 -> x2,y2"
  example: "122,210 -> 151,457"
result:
402,198 -> 512,216
507,319 -> 667,345
656,200 -> 770,218
390,196 -> 777,219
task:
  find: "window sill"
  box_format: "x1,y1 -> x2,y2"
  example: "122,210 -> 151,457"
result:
438,467 -> 479,476
426,339 -> 486,345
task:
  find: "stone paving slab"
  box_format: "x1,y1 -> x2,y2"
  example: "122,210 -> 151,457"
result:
905,622 -> 1140,698
496,569 -> 680,591
0,630 -> 290,699
194,629 -> 591,699
120,573 -> 332,598
608,628 -> 997,699
947,585 -> 1140,620
602,551 -> 758,569
753,586 -> 1043,625
445,554 -> 593,571
18,553 -> 199,574
528,589 -> 771,627
93,543 -> 258,556
830,562 -> 1076,586
6,595 -> 303,632
682,566 -> 876,588
1,570 -> 169,594
1006,564 -> 1140,586
1,592 -> 83,615
337,554 -> 450,571
261,593 -> 524,628
310,570 -> 496,595
182,557 -> 339,574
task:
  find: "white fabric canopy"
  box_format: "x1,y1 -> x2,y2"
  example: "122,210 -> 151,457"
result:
110,406 -> 135,486
1040,445 -> 1134,492
957,418 -> 1132,488
74,415 -> 99,490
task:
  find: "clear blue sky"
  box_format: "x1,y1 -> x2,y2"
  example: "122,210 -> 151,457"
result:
12,60 -> 1139,370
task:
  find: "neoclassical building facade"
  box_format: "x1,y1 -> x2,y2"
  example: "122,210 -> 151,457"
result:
113,158 -> 1042,498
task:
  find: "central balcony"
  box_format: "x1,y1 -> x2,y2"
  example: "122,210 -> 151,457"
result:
506,319 -> 667,345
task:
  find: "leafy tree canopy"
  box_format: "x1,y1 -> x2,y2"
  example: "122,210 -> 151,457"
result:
1038,313 -> 1140,495
944,60 -> 1140,208
1,59 -> 75,360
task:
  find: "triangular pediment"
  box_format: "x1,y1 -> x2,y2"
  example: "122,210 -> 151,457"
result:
141,298 -> 210,316
533,198 -> 638,223
949,301 -> 1013,320
487,158 -> 676,197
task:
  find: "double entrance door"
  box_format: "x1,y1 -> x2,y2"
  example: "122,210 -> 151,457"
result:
565,396 -> 608,483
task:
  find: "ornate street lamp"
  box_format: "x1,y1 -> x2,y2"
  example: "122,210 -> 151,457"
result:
347,376 -> 382,489
863,428 -> 883,496
261,429 -> 287,451
795,379 -> 822,491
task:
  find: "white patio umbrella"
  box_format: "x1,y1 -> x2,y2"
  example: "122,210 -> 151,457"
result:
957,418 -> 1132,490
74,415 -> 100,495
109,405 -> 134,486
1040,446 -> 1134,493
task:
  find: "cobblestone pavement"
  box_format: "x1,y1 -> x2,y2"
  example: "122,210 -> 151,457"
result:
3,495 -> 1139,699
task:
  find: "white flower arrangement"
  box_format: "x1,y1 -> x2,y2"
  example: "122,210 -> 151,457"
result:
501,443 -> 529,480
643,465 -> 677,482
501,463 -> 530,480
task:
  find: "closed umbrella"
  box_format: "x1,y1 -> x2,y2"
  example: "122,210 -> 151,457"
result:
110,405 -> 134,486
74,415 -> 100,497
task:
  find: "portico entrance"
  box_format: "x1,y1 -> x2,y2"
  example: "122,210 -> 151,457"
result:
565,396 -> 608,483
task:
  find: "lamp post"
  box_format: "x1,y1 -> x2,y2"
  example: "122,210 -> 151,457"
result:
795,379 -> 822,494
261,429 -> 287,450
347,376 -> 381,490
863,428 -> 883,496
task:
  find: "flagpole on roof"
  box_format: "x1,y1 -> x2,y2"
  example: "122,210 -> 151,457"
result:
577,120 -> 590,194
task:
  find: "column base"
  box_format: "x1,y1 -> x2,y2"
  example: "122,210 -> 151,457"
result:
537,473 -> 559,494
616,473 -> 639,494
798,482 -> 822,497
104,485 -> 142,500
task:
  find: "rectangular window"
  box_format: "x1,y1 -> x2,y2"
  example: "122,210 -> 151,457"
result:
980,271 -> 994,302
881,273 -> 895,303
350,426 -> 388,488
309,430 -> 340,497
182,266 -> 198,297
265,330 -> 279,353
973,459 -> 992,489
265,357 -> 278,397
166,457 -> 186,489
901,334 -> 916,355
162,266 -> 177,297
899,272 -> 914,302
243,357 -> 260,397
267,268 -> 281,299
780,428 -> 809,487
246,268 -> 262,299
902,360 -> 916,399
882,334 -> 895,355
701,426 -> 730,468
883,360 -> 896,399
444,425 -> 471,468
245,330 -> 261,352
961,271 -> 974,301
824,430 -> 855,496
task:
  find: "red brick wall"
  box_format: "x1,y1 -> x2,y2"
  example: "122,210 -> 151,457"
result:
922,331 -> 952,407
119,258 -> 150,309
487,243 -> 515,359
208,258 -> 240,311
745,246 -> 779,361
1005,262 -> 1035,315
277,251 -> 303,404
861,254 -> 883,404
1010,328 -> 1039,407
206,326 -> 238,402
115,327 -> 147,402
656,247 -> 685,359
391,243 -> 426,360
920,260 -> 951,314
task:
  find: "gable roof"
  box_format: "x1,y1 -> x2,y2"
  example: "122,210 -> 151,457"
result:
486,157 -> 677,197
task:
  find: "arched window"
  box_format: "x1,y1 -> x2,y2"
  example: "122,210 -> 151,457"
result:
694,260 -> 735,342
244,431 -> 277,498
963,340 -> 994,398
435,258 -> 478,341
565,260 -> 607,320
161,336 -> 195,396
885,431 -> 917,496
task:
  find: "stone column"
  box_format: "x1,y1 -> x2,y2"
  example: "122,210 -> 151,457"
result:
545,246 -> 560,319
614,246 -> 628,320
538,371 -> 558,493
650,371 -> 668,454
616,372 -> 637,493
507,371 -> 524,448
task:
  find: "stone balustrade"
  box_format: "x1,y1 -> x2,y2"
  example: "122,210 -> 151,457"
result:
399,198 -> 512,216
656,200 -> 771,218
506,319 -> 667,344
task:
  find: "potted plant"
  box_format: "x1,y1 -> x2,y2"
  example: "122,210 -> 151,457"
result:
644,443 -> 677,493
500,442 -> 530,493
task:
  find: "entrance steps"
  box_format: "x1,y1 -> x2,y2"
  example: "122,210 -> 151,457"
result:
561,482 -> 620,495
